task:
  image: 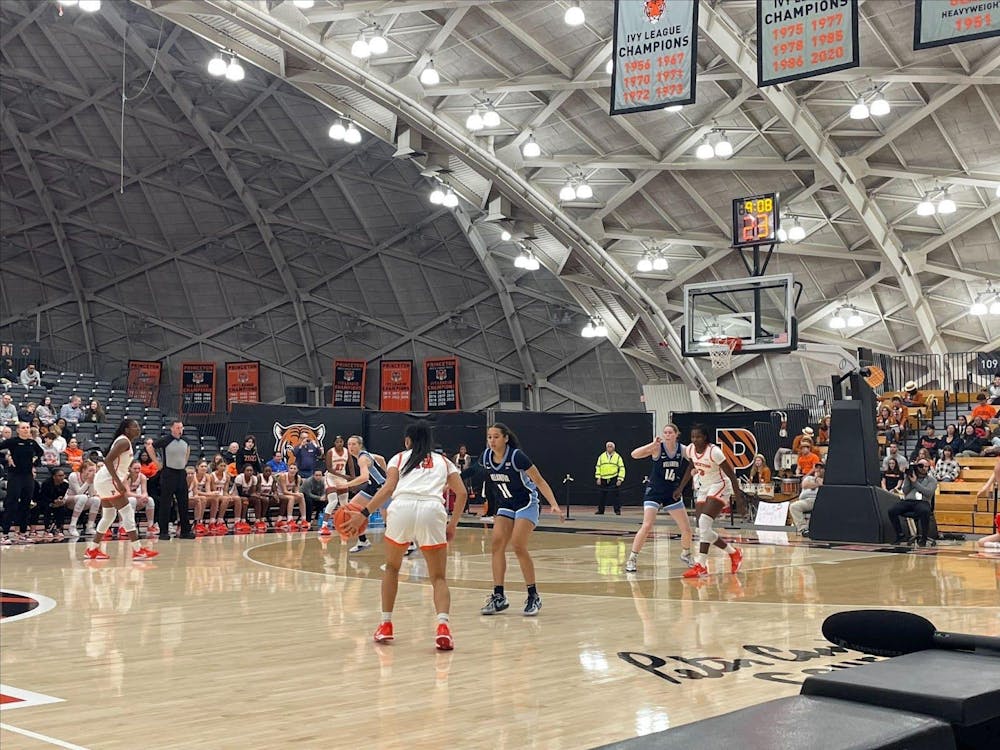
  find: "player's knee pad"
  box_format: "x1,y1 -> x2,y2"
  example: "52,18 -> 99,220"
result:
118,504 -> 137,532
96,505 -> 117,533
324,500 -> 338,515
698,513 -> 718,544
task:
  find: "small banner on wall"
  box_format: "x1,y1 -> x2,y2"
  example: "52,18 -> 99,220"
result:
610,0 -> 698,115
226,361 -> 260,411
379,360 -> 412,412
756,0 -> 859,87
126,360 -> 161,407
180,361 -> 216,415
332,359 -> 367,408
913,0 -> 1000,49
424,357 -> 460,411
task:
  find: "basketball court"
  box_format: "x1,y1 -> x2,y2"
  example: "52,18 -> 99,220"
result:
2,522 -> 997,749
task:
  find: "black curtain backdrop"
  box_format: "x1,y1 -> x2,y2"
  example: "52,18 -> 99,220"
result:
494,411 -> 654,507
229,404 -> 364,457
363,411 -> 488,461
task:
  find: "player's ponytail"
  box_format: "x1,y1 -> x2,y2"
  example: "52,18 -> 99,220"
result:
401,422 -> 434,475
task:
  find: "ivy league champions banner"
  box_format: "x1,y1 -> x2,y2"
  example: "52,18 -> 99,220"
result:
757,0 -> 860,87
424,357 -> 459,411
332,359 -> 366,408
180,361 -> 216,415
126,360 -> 161,408
379,360 -> 412,412
610,0 -> 698,115
225,361 -> 260,410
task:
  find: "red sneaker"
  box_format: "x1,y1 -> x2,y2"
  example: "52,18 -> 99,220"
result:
118,527 -> 129,539
435,623 -> 454,651
133,548 -> 160,561
254,521 -> 267,533
373,622 -> 394,643
297,520 -> 310,532
147,523 -> 160,536
729,548 -> 743,574
275,520 -> 289,532
213,523 -> 228,536
103,530 -> 115,542
682,563 -> 708,579
194,523 -> 208,536
84,547 -> 110,560
319,525 -> 332,537
237,522 -> 252,534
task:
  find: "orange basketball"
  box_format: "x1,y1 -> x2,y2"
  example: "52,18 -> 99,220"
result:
333,502 -> 368,541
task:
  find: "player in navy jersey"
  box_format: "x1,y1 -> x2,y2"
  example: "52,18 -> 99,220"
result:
337,435 -> 386,553
625,423 -> 694,573
479,423 -> 563,616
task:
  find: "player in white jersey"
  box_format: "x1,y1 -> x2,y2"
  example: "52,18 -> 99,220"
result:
343,422 -> 467,651
679,424 -> 744,578
84,419 -> 158,562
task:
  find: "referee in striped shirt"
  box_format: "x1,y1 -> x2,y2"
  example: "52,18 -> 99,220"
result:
153,420 -> 194,539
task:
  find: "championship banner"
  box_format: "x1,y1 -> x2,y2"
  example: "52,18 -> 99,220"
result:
225,361 -> 259,411
379,360 -> 412,412
424,357 -> 460,411
757,0 -> 860,87
180,361 -> 216,414
914,0 -> 1000,50
610,0 -> 698,115
126,360 -> 161,408
332,359 -> 366,408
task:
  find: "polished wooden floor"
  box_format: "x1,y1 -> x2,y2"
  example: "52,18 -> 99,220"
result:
1,514 -> 998,750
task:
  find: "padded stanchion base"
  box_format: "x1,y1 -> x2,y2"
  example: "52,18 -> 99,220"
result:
592,695 -> 954,750
809,484 -> 902,543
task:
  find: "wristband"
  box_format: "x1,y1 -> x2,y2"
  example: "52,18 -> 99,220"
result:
361,507 -> 371,518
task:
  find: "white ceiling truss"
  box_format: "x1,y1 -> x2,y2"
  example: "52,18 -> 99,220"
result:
2,0 -> 999,412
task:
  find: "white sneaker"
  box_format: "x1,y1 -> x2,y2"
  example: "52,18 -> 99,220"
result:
404,542 -> 417,557
349,539 -> 372,553
84,525 -> 95,536
69,526 -> 80,538
680,550 -> 694,567
624,556 -> 637,573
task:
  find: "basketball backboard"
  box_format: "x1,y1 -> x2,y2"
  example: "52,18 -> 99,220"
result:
681,273 -> 798,356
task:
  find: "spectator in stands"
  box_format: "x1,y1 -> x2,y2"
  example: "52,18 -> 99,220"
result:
790,463 -> 824,537
817,415 -> 831,445
18,401 -> 36,423
266,450 -> 288,474
939,423 -> 963,456
933,447 -> 960,483
302,469 -> 326,520
292,430 -> 322,475
138,442 -> 159,479
37,468 -> 69,539
989,374 -> 1000,406
912,424 -> 941,460
0,394 -> 17,424
791,426 -> 814,453
64,437 -> 84,471
914,447 -> 935,469
35,395 -> 55,426
888,459 -> 936,546
81,399 -> 104,424
901,381 -> 925,407
40,433 -> 60,467
876,406 -> 894,439
0,358 -> 17,390
19,364 -> 42,389
59,396 -> 83,431
882,457 -> 904,493
889,396 -> 909,439
796,443 -> 821,477
882,442 -> 909,471
453,444 -> 473,473
957,425 -> 985,457
972,392 -> 998,421
594,441 -> 625,515
747,454 -> 772,485
236,435 -> 261,472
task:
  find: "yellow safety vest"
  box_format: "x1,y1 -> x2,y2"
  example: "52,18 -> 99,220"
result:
595,452 -> 625,481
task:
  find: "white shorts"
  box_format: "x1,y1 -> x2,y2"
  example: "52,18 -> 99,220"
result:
695,479 -> 733,507
92,475 -> 121,500
384,497 -> 448,550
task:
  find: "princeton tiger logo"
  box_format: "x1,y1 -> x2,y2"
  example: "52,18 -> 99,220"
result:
715,428 -> 757,470
272,422 -> 326,466
644,0 -> 666,23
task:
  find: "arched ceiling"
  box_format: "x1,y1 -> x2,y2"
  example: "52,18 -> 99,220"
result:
2,0 -> 998,412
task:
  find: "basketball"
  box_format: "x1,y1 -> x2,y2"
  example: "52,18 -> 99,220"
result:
333,502 -> 368,540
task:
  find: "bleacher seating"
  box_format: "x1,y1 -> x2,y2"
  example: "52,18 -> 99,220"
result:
935,457 -> 996,534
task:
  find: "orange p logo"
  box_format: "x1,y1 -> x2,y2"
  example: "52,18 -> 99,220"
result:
715,428 -> 757,469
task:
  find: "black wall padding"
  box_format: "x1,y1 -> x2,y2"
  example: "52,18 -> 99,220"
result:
363,411 -> 487,461
494,411 -> 653,506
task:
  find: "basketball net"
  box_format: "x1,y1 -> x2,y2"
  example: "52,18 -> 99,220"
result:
708,337 -> 741,370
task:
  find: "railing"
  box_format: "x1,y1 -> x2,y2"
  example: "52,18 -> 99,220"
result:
1,341 -> 125,384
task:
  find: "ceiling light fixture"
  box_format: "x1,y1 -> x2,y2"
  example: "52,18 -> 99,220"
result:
636,254 -> 653,273
521,133 -> 541,158
651,252 -> 668,271
605,59 -> 614,75
559,180 -> 577,202
482,104 -> 501,128
207,53 -> 228,77
442,188 -> 459,208
225,56 -> 245,82
328,119 -> 346,140
937,190 -> 956,214
429,186 -> 445,205
419,60 -> 440,86
574,180 -> 593,200
695,136 -> 714,160
351,32 -> 370,59
847,308 -> 864,328
829,311 -> 847,329
849,96 -> 869,120
665,104 -> 684,112
500,229 -> 512,242
916,193 -> 936,216
970,284 -> 1000,316
292,0 -> 315,8
344,122 -> 362,144
713,130 -> 733,159
787,216 -> 806,242
368,28 -> 388,56
565,1 -> 585,26
79,0 -> 101,11
869,91 -> 891,117
466,107 -> 484,132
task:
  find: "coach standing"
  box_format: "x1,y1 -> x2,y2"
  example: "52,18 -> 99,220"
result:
0,422 -> 43,537
153,420 -> 194,540
594,441 -> 626,515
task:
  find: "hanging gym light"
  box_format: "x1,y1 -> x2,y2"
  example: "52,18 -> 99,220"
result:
207,52 -> 228,77
916,193 -> 936,216
695,136 -> 714,160
368,27 -> 388,56
559,180 -> 577,202
565,1 -> 585,26
225,56 -> 245,82
328,119 -> 346,140
849,96 -> 869,120
292,0 -> 315,8
344,122 -> 362,144
521,134 -> 541,158
636,254 -> 653,273
574,179 -> 593,200
351,32 -> 371,59
713,131 -> 733,159
465,107 -> 484,132
419,60 -> 440,86
79,0 -> 101,11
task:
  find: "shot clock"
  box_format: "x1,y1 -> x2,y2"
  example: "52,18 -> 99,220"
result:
732,193 -> 779,248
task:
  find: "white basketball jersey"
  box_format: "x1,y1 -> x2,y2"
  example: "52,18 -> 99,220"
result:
95,435 -> 133,485
685,444 -> 726,490
390,450 -> 457,501
328,447 -> 349,475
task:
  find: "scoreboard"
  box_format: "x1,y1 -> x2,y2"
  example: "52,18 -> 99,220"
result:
732,193 -> 780,248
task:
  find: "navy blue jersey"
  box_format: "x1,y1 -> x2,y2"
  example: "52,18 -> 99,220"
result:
481,446 -> 538,507
645,442 -> 687,498
359,450 -> 386,496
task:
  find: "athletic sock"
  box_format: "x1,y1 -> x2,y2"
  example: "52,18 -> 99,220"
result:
724,544 -> 737,554
494,585 -> 504,598
628,550 -> 638,559
437,613 -> 450,624
696,553 -> 706,565
381,612 -> 392,623
526,584 -> 537,598
131,540 -> 141,552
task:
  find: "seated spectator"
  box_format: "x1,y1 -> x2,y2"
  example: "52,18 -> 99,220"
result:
40,433 -> 60,467
882,442 -> 909,471
989,374 -> 1000,406
796,443 -> 821,476
957,425 -> 985,457
933,447 -> 960,483
970,416 -> 989,439
19,364 -> 42,389
972,392 -> 998,421
888,460 -> 937,546
36,468 -> 70,538
0,393 -> 17,424
64,437 -> 84,471
50,423 -> 66,454
889,397 -> 909,439
790,463 -> 824,537
901,381 -> 925,407
882,457 -> 904,493
914,447 -> 935,469
302,469 -> 326,520
911,423 -> 940,460
35,396 -> 55,426
59,396 -> 83,431
81,399 -> 104,424
816,415 -> 830,445
876,406 -> 894,439
265,451 -> 288,474
138,441 -> 159,479
18,401 -> 37,423
791,426 -> 814,453
747,454 -> 772,485
939,423 -> 963,456
0,358 -> 17,390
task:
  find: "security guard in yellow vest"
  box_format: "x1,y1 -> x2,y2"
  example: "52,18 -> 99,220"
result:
595,441 -> 625,515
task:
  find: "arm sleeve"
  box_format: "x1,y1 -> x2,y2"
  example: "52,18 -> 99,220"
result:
152,436 -> 171,450
512,449 -> 533,472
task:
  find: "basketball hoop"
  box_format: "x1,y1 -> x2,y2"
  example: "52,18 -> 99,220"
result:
707,337 -> 742,370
